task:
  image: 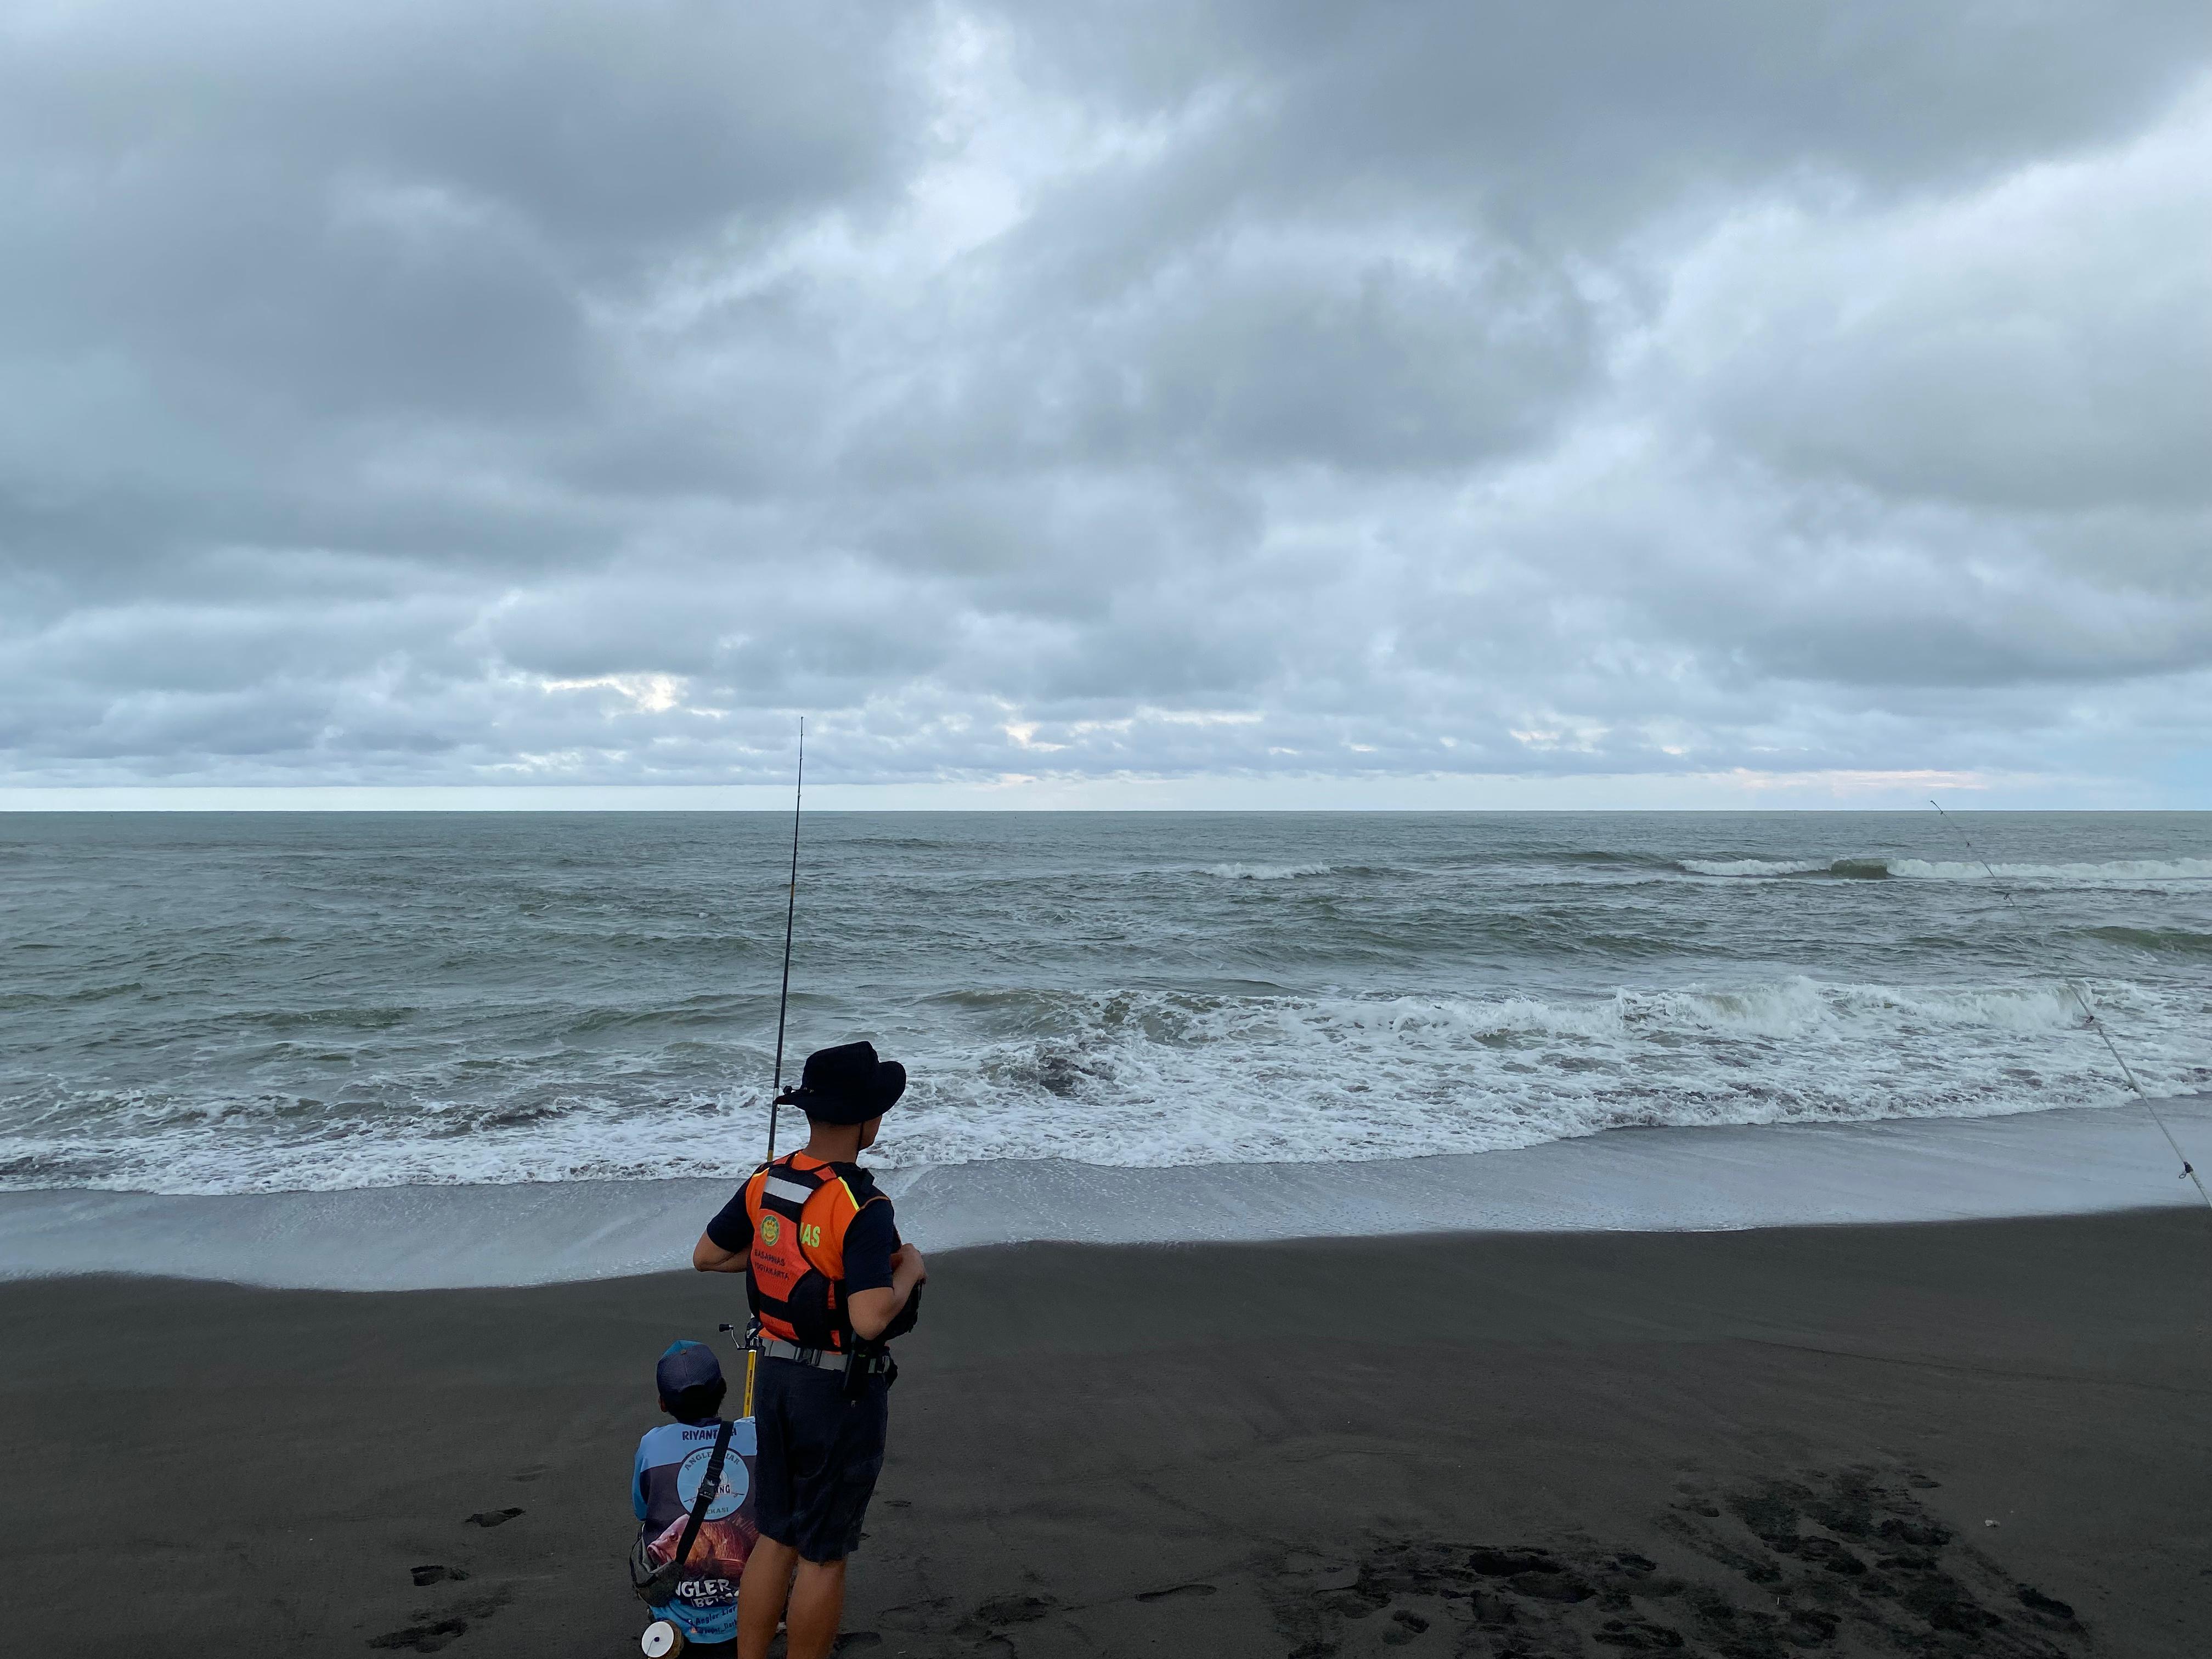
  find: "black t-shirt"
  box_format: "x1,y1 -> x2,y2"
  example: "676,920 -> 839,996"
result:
705,1163 -> 899,1296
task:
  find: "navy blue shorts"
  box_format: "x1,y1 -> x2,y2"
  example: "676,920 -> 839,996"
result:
750,1356 -> 889,1564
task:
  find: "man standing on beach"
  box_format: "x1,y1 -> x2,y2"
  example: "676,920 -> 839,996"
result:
692,1041 -> 927,1659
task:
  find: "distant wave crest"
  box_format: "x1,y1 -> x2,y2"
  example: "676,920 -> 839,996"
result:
2084,926 -> 2212,958
1679,858 -> 1837,878
1200,862 -> 1333,881
1679,855 -> 2212,885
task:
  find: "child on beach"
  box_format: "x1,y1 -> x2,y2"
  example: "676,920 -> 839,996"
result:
633,1341 -> 759,1654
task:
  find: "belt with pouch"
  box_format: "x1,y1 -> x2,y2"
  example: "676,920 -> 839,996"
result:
752,1335 -> 894,1376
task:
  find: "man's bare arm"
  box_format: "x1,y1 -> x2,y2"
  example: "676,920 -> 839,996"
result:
693,1231 -> 748,1273
847,1244 -> 927,1340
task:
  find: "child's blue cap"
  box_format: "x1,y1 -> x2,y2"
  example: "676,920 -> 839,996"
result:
656,1339 -> 723,1401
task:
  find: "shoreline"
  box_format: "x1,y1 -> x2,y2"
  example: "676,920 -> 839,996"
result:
4,1092 -> 2208,1289
2,1211 -> 2206,1656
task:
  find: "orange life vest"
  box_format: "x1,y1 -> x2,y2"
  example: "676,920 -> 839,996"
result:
742,1152 -> 884,1353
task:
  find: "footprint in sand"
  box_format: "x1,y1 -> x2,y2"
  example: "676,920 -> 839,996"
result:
1593,1614 -> 1687,1650
955,1594 -> 1058,1638
462,1506 -> 523,1528
1380,1609 -> 1430,1646
368,1616 -> 469,1653
2017,1585 -> 2078,1624
874,1597 -> 952,1633
408,1565 -> 471,1587
1266,1465 -> 2092,1658
369,1592 -> 512,1656
1136,1583 -> 1217,1604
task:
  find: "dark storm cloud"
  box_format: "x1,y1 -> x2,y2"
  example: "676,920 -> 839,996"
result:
2,0 -> 2208,797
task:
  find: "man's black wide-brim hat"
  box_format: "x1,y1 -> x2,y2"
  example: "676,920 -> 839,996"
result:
775,1040 -> 907,1126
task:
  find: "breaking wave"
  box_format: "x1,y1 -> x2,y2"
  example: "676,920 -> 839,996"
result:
7,812 -> 2207,1203
894,977 -> 2207,1171
8,975 -> 2204,1194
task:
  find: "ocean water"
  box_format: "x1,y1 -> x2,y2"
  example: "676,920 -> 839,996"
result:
2,811 -> 2208,1199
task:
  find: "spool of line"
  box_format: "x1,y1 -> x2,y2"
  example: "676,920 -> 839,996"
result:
640,1618 -> 686,1658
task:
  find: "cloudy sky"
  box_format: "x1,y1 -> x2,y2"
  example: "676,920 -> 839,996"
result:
3,0 -> 2207,808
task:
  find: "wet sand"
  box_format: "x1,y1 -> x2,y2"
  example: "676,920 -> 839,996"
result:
3,1210 -> 2208,1656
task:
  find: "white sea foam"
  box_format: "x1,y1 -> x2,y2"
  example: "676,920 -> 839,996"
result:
889,978 -> 2180,1171
12,1098 -> 2211,1288
14,974 -> 2203,1195
1200,862 -> 1334,880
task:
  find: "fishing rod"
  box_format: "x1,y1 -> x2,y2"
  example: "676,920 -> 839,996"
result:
732,718 -> 806,1422
766,718 -> 805,1163
1929,799 -> 2209,1210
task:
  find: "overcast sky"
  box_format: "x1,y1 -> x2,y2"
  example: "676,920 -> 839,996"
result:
3,1 -> 2208,809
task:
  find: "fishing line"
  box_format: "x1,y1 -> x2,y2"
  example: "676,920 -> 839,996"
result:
766,718 -> 805,1164
1929,798 -> 2209,1210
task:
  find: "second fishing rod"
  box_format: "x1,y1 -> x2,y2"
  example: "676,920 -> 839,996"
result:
1931,798 -> 2208,1212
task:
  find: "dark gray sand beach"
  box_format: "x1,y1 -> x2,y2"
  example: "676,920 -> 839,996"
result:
4,1211 -> 2208,1658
